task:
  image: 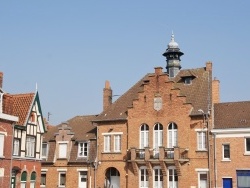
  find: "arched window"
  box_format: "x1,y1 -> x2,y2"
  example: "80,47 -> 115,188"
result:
140,124 -> 149,149
168,122 -> 178,148
105,167 -> 120,188
30,172 -> 36,188
153,123 -> 163,158
140,166 -> 149,188
21,171 -> 27,188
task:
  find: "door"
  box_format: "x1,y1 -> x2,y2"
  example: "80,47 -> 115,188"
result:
167,123 -> 177,158
154,123 -> 163,158
223,178 -> 232,188
79,171 -> 87,188
105,167 -> 120,188
168,168 -> 178,188
154,167 -> 163,188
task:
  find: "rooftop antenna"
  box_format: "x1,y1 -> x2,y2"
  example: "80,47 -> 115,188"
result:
48,112 -> 52,122
35,83 -> 38,92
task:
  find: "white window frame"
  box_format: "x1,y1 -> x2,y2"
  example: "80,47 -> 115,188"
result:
153,166 -> 163,188
13,138 -> 20,156
104,135 -> 111,152
78,142 -> 88,157
0,133 -> 5,157
198,171 -> 208,188
139,166 -> 149,188
197,131 -> 207,151
78,170 -> 88,187
153,123 -> 163,158
168,122 -> 178,148
222,144 -> 230,160
58,142 -> 68,158
40,172 -> 46,187
114,135 -> 121,152
140,124 -> 149,149
41,143 -> 48,159
59,171 -> 66,187
245,137 -> 250,154
168,166 -> 178,188
26,136 -> 35,157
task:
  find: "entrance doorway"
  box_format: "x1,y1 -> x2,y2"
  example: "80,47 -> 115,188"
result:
105,167 -> 120,188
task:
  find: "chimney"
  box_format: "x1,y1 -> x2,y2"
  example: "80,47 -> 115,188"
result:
154,67 -> 163,75
0,72 -> 3,88
103,80 -> 112,111
212,77 -> 220,104
206,61 -> 212,71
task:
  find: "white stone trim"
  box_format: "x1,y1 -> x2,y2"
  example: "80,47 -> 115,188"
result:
0,113 -> 18,122
77,169 -> 88,172
195,128 -> 207,132
195,168 -> 209,172
41,169 -> 48,172
102,132 -> 123,135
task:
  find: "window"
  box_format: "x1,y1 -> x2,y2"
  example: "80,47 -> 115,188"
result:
0,134 -> 4,157
78,142 -> 88,157
42,143 -> 48,159
184,77 -> 192,85
198,172 -> 207,188
237,170 -> 250,188
40,172 -> 46,187
140,124 -> 149,148
21,171 -> 27,188
78,171 -> 87,188
223,144 -> 230,160
26,136 -> 35,157
154,167 -> 163,188
140,167 -> 149,188
114,135 -> 121,152
30,172 -> 36,188
168,122 -> 178,148
13,139 -> 20,156
245,138 -> 250,153
104,135 -> 111,152
168,167 -> 178,188
154,123 -> 163,158
59,172 -> 66,187
197,131 -> 207,150
59,143 -> 67,158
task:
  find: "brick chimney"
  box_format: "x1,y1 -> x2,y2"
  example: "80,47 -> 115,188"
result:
0,72 -> 3,88
212,77 -> 220,104
206,61 -> 212,71
103,80 -> 112,111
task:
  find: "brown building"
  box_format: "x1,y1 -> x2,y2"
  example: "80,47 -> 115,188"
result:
41,115 -> 97,188
0,72 -> 46,188
93,34 -> 219,188
211,101 -> 250,188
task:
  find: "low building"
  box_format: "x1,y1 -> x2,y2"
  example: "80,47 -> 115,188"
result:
211,101 -> 250,188
41,115 -> 97,188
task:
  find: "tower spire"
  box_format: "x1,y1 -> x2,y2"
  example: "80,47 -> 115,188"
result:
162,33 -> 184,78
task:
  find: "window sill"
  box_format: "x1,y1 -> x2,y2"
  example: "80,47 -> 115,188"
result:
102,151 -> 122,154
221,159 -> 231,162
0,156 -> 5,159
244,152 -> 250,156
195,150 -> 208,152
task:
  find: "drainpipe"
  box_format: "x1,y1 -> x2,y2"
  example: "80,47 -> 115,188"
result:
9,123 -> 15,188
214,133 -> 217,188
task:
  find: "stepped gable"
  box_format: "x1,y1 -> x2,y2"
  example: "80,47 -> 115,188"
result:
214,101 -> 250,129
43,115 -> 97,163
94,65 -> 210,122
94,74 -> 151,122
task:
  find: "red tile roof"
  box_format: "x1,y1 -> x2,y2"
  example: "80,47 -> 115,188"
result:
214,101 -> 250,129
94,66 -> 211,122
3,93 -> 35,125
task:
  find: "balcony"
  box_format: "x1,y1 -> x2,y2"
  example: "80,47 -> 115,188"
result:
128,146 -> 189,164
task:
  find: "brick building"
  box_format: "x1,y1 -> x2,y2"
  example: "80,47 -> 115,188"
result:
0,72 -> 46,188
211,101 -> 250,188
93,34 -> 220,188
41,115 -> 97,188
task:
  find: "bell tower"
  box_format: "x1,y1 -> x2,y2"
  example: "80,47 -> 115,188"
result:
162,33 -> 184,78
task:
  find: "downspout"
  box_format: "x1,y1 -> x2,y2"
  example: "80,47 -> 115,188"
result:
126,121 -> 128,188
9,123 -> 15,188
214,133 -> 217,188
206,114 -> 211,188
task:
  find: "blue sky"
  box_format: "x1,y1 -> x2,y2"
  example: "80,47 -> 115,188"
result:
1,1 -> 250,125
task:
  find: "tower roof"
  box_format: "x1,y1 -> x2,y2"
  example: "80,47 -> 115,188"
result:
168,33 -> 179,49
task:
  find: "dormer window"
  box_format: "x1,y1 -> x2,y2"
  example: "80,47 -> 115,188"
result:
184,77 -> 192,85
78,142 -> 88,157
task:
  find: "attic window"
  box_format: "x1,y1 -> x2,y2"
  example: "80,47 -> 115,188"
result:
184,77 -> 193,85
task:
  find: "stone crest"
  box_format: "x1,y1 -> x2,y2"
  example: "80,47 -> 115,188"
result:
154,96 -> 162,111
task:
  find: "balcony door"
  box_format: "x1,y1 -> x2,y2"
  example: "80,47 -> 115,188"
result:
167,122 -> 177,158
140,124 -> 149,158
168,167 -> 178,188
154,123 -> 163,158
